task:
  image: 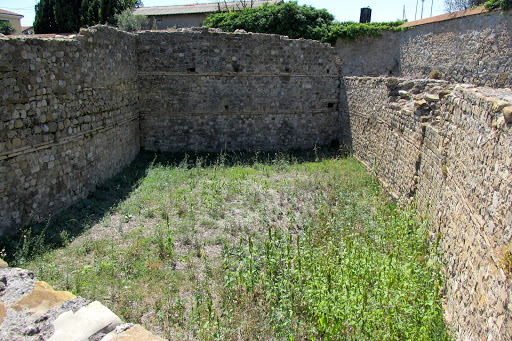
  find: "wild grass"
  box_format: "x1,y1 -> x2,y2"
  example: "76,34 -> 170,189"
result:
4,150 -> 450,340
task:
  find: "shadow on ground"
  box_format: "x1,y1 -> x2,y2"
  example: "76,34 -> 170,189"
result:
1,146 -> 348,265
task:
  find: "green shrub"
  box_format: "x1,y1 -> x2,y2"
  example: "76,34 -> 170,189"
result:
0,21 -> 15,35
485,0 -> 512,10
204,1 -> 407,45
115,9 -> 148,32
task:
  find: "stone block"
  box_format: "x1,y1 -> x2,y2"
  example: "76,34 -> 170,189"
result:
49,301 -> 122,341
101,324 -> 165,341
11,281 -> 75,315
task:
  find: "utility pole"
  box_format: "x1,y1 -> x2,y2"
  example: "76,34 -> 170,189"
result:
415,0 -> 419,20
431,0 -> 434,17
421,0 -> 425,19
403,5 -> 406,21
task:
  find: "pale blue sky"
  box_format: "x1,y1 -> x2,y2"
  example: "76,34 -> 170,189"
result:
1,0 -> 447,28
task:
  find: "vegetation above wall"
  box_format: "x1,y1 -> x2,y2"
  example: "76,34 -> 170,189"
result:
203,1 -> 406,45
33,0 -> 143,33
484,0 -> 512,10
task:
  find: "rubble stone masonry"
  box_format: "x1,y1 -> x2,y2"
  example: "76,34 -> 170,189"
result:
1,9 -> 512,339
345,76 -> 512,340
336,9 -> 512,88
0,26 -> 140,234
137,29 -> 342,152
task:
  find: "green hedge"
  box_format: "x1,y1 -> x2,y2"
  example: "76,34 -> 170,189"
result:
485,0 -> 512,10
203,2 -> 406,45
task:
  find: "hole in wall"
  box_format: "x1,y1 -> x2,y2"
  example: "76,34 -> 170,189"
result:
224,105 -> 229,111
328,102 -> 335,108
326,69 -> 330,74
285,67 -> 290,73
232,64 -> 240,72
187,67 -> 196,72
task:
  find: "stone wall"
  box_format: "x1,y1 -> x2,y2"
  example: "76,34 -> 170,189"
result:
345,76 -> 512,340
137,29 -> 342,152
335,32 -> 400,77
0,26 -> 140,236
336,9 -> 512,88
400,9 -> 512,88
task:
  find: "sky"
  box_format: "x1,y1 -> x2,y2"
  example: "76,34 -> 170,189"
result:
1,0 -> 448,28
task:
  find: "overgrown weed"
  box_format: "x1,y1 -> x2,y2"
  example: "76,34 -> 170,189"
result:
6,149 -> 450,340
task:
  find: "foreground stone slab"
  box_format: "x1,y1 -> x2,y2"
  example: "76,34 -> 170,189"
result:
0,259 -> 8,269
11,281 -> 75,315
49,301 -> 122,341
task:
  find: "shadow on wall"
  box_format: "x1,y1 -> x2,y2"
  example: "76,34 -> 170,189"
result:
339,76 -> 353,153
0,152 -> 155,264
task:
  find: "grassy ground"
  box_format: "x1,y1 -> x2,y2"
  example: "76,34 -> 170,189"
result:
3,150 -> 450,340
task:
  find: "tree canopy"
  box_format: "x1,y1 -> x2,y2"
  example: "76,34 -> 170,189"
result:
203,1 -> 406,45
34,0 -> 142,33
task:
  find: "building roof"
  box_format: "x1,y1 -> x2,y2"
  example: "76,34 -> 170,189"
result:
401,6 -> 487,28
133,0 -> 282,16
0,9 -> 24,17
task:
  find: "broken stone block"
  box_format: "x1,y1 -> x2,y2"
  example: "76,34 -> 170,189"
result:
398,90 -> 411,99
11,281 -> 75,315
101,324 -> 165,341
503,106 -> 512,124
424,93 -> 440,102
49,301 -> 122,341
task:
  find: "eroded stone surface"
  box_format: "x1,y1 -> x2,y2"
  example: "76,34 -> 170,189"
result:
11,281 -> 75,315
101,324 -> 165,341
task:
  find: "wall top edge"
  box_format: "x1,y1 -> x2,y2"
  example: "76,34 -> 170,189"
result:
0,24 -> 333,48
401,6 -> 497,28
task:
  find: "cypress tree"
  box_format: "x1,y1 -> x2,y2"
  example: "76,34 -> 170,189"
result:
34,0 -> 57,34
34,0 -> 141,33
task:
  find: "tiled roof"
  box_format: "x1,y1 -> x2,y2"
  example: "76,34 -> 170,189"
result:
402,6 -> 487,27
133,0 -> 282,16
0,9 -> 24,17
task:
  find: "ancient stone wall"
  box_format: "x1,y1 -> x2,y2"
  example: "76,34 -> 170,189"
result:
400,10 -> 512,88
137,29 -> 342,152
336,9 -> 512,88
345,76 -> 512,340
0,26 -> 140,236
335,32 -> 401,77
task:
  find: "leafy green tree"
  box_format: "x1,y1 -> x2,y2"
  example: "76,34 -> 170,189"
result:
115,8 -> 148,31
204,1 -> 406,45
34,0 -> 143,33
0,21 -> 15,35
203,1 -> 334,41
34,0 -> 57,34
484,0 -> 512,10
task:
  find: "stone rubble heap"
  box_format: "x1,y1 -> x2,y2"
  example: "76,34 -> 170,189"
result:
0,259 -> 164,341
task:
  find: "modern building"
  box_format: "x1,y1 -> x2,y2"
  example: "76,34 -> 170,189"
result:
22,26 -> 34,35
0,9 -> 23,35
133,0 -> 283,29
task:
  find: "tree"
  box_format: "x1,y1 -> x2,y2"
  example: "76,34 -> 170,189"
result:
115,8 -> 148,31
204,1 -> 334,41
0,21 -> 15,35
444,0 -> 486,11
34,0 -> 143,33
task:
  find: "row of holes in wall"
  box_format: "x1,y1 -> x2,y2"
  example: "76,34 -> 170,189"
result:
186,67 -> 332,74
